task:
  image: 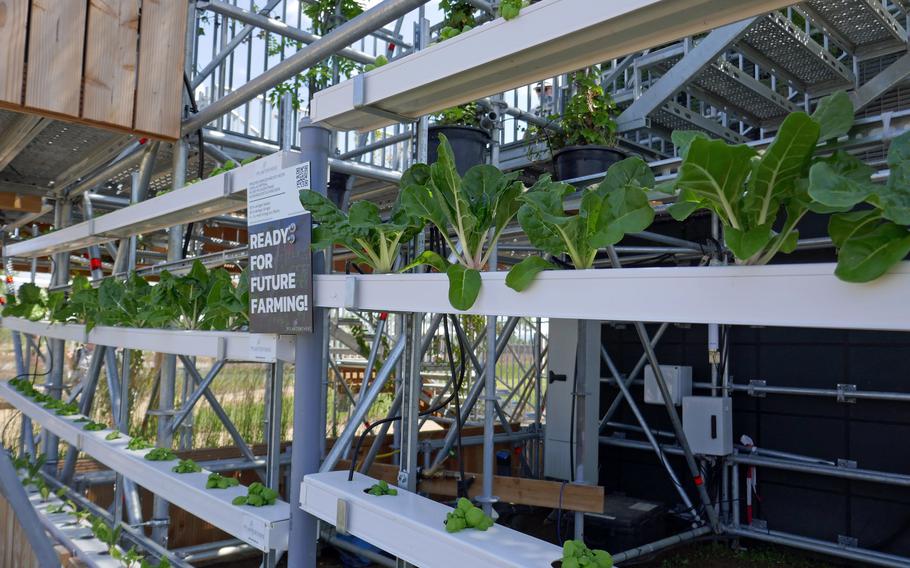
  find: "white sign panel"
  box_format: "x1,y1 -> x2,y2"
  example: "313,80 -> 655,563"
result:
247,162 -> 310,225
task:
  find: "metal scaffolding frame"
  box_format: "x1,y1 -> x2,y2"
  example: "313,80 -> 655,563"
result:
1,0 -> 910,567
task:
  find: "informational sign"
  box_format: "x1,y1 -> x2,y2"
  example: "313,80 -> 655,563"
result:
247,162 -> 314,333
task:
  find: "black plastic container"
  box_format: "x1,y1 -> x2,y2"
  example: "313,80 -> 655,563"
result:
428,125 -> 490,176
582,495 -> 666,554
553,145 -> 626,184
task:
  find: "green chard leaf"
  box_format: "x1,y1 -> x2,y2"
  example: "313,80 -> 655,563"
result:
808,152 -> 877,212
505,256 -> 555,292
830,210 -> 910,282
878,130 -> 910,225
745,111 -> 820,225
812,91 -> 855,142
675,138 -> 755,229
446,264 -> 481,311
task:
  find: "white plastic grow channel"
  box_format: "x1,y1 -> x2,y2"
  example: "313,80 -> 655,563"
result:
310,0 -> 795,131
1,317 -> 295,363
25,486 -> 122,568
0,382 -> 290,552
300,471 -> 563,568
1,316 -> 89,343
2,150 -> 299,259
312,262 -> 910,332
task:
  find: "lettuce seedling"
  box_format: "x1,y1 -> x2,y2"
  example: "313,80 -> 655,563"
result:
506,158 -> 655,291
561,540 -> 613,568
232,482 -> 279,507
401,135 -> 527,309
444,497 -> 493,533
365,479 -> 398,496
144,447 -> 178,462
499,0 -> 524,20
206,472 -> 240,489
172,459 -> 202,474
126,438 -> 153,451
54,402 -> 80,416
669,91 -> 854,266
300,191 -> 424,274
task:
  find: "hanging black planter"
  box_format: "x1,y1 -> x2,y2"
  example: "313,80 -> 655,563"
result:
553,145 -> 626,184
428,125 -> 490,176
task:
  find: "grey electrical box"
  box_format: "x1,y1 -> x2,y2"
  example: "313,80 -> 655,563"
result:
682,396 -> 733,456
644,365 -> 692,406
544,319 -> 600,481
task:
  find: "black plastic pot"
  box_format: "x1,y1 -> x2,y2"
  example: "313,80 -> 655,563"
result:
553,145 -> 626,184
428,125 -> 490,176
327,172 -> 350,209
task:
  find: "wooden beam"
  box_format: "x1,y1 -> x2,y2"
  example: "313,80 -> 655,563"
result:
0,192 -> 42,213
0,0 -> 28,104
25,0 -> 87,116
83,0 -> 140,128
336,460 -> 605,514
134,0 -> 188,139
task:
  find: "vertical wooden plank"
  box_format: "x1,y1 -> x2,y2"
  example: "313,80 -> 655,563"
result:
0,0 -> 28,104
83,0 -> 140,128
24,0 -> 88,116
133,0 -> 188,139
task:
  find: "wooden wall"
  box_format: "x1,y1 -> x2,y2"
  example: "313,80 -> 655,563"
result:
0,0 -> 187,140
0,492 -> 84,567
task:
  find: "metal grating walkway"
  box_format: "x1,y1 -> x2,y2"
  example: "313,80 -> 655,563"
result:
694,59 -> 800,123
805,0 -> 906,50
740,13 -> 855,88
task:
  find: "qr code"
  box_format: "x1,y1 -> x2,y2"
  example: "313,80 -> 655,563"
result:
296,163 -> 311,190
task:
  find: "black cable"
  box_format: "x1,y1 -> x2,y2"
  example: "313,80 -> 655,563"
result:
181,73 -> 206,257
2,336 -> 55,445
442,315 -> 467,497
556,480 -> 567,544
348,314 -> 469,482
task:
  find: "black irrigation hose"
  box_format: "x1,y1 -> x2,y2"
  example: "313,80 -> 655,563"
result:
348,314 -> 468,483
1,336 -> 54,444
443,315 -> 467,498
181,73 -> 206,258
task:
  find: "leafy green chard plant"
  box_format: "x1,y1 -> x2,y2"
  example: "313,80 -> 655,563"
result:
155,262 -> 249,330
809,129 -> 910,281
3,264 -> 248,331
530,67 -> 618,152
300,192 -> 424,274
669,91 -> 855,266
400,135 -> 529,309
96,274 -> 173,330
506,158 -> 656,290
2,283 -> 47,320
